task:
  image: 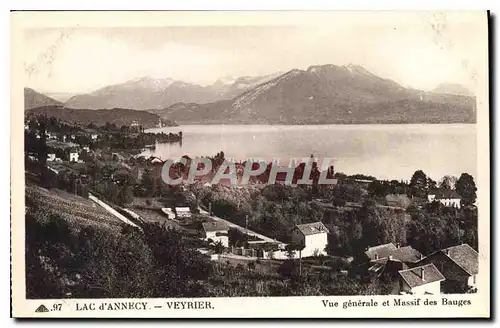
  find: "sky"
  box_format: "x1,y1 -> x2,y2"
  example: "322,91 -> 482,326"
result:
22,12 -> 487,94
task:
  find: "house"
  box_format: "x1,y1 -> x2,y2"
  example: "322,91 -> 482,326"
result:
46,132 -> 58,140
363,243 -> 423,286
365,243 -> 398,261
91,134 -> 98,140
69,151 -> 79,162
161,208 -> 176,220
201,221 -> 229,247
427,189 -> 461,208
360,243 -> 424,293
365,243 -> 422,264
416,244 -> 478,293
398,264 -> 445,295
290,222 -> 329,257
150,157 -> 163,165
175,207 -> 191,219
47,153 -> 56,162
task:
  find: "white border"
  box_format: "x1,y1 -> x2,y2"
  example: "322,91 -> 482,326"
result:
5,4 -> 496,324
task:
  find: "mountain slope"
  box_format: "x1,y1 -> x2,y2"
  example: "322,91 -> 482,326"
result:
65,74 -> 281,110
154,64 -> 476,124
26,106 -> 168,128
24,88 -> 63,110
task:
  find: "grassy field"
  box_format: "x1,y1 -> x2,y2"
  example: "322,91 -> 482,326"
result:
25,184 -> 125,234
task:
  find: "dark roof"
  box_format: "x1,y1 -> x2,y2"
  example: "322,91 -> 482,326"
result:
443,244 -> 479,275
429,189 -> 461,200
202,221 -> 229,233
390,246 -> 422,263
365,243 -> 397,261
398,264 -> 445,288
294,222 -> 329,236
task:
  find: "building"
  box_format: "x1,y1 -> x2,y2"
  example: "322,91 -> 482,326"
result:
290,222 -> 329,257
427,189 -> 461,208
359,243 -> 424,293
69,151 -> 79,162
47,153 -> 56,162
46,132 -> 58,140
398,264 -> 445,295
161,208 -> 176,220
201,221 -> 229,247
175,207 -> 191,219
365,243 -> 422,264
365,244 -> 423,275
149,156 -> 163,165
416,244 -> 478,293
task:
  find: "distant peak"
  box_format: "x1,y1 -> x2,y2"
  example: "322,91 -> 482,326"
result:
124,76 -> 175,90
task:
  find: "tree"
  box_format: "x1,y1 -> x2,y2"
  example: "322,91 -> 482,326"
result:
455,173 -> 477,206
439,175 -> 457,190
212,241 -> 225,254
409,170 -> 428,198
141,169 -> 155,196
285,245 -> 297,260
116,185 -> 134,206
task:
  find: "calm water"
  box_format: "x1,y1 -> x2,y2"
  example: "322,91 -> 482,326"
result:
143,124 -> 476,181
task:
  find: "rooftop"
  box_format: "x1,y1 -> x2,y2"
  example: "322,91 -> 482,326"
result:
202,221 -> 229,233
365,243 -> 397,261
175,207 -> 191,212
442,244 -> 479,276
294,222 -> 329,236
390,246 -> 423,263
398,264 -> 445,288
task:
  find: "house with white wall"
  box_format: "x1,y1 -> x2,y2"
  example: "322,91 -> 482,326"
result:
290,222 -> 329,257
428,189 -> 462,208
175,207 -> 191,219
47,153 -> 56,162
161,208 -> 176,220
201,221 -> 229,247
69,151 -> 79,162
398,263 -> 445,295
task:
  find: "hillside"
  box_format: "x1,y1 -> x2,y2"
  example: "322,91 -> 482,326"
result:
26,106 -> 171,128
24,88 -> 63,110
26,184 -> 125,234
65,74 -> 280,110
153,64 -> 477,124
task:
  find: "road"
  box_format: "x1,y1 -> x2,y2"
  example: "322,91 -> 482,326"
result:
198,207 -> 283,244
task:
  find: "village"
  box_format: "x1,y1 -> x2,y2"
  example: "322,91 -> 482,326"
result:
24,114 -> 479,297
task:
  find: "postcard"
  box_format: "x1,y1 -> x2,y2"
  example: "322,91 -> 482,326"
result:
11,11 -> 490,318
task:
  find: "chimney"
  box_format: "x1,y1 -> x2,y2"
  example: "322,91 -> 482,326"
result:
374,253 -> 379,260
421,267 -> 425,281
396,243 -> 400,249
388,255 -> 393,261
420,253 -> 424,260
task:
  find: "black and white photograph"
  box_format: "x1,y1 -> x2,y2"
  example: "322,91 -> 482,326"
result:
11,10 -> 490,318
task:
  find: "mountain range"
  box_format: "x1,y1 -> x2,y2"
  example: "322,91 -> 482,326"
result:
25,64 -> 476,124
24,88 -> 63,110
152,64 -> 476,124
64,73 -> 281,110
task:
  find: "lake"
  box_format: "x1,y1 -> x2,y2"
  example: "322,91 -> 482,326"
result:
143,124 -> 476,181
